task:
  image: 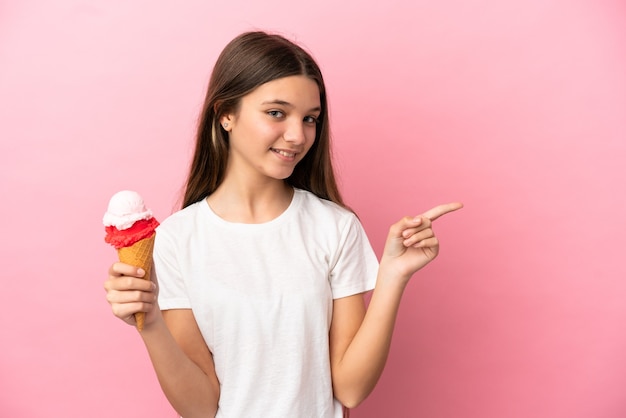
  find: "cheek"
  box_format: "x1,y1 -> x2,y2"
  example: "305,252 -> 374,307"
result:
237,115 -> 276,138
257,121 -> 284,143
305,125 -> 317,143
303,133 -> 317,154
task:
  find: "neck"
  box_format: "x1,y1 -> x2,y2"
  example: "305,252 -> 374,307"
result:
207,176 -> 293,224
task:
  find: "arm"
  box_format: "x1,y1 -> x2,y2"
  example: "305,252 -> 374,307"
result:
142,310 -> 220,418
105,263 -> 220,417
330,203 -> 463,408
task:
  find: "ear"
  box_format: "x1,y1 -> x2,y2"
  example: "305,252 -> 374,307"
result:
219,114 -> 235,131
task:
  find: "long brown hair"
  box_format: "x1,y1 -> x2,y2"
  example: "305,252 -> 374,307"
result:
181,31 -> 346,210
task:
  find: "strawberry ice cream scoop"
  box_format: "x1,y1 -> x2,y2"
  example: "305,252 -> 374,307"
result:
103,191 -> 160,249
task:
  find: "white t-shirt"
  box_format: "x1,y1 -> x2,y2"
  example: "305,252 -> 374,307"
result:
155,188 -> 379,417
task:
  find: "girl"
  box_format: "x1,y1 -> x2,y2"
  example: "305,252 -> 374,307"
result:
104,31 -> 462,418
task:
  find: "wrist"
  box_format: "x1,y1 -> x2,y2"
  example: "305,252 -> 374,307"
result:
138,309 -> 165,335
378,259 -> 413,287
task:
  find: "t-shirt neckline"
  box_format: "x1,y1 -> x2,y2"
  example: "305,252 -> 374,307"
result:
201,188 -> 303,229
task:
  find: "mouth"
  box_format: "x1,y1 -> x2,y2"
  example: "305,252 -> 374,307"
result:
271,148 -> 297,159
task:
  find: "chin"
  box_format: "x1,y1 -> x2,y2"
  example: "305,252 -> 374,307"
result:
265,170 -> 295,181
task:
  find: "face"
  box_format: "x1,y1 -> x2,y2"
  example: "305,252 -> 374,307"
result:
221,75 -> 321,183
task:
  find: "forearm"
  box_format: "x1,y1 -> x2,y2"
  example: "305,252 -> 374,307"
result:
332,269 -> 409,407
141,317 -> 220,418
332,204 -> 462,407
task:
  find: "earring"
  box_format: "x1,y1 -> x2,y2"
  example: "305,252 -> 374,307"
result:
223,122 -> 229,129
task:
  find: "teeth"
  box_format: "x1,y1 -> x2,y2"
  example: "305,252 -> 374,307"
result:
274,149 -> 295,158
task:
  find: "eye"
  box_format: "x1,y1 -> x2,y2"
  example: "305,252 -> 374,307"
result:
304,115 -> 319,124
267,110 -> 285,118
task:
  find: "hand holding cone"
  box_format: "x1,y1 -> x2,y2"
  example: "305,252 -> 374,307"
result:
103,190 -> 159,331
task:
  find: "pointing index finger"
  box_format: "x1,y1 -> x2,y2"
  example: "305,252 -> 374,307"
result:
421,202 -> 464,221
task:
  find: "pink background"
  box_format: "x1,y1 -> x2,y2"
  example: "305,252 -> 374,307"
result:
1,0 -> 625,417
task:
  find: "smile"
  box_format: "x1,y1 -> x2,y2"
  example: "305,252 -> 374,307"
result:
271,148 -> 297,158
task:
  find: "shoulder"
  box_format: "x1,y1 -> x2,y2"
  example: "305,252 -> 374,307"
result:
293,189 -> 367,246
295,189 -> 356,225
156,200 -> 206,237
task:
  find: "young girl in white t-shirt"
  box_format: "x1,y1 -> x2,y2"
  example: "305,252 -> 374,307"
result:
104,31 -> 462,418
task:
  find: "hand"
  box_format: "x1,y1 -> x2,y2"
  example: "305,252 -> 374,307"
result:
380,202 -> 463,281
104,262 -> 160,328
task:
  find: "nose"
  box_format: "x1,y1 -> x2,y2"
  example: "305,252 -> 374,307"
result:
283,119 -> 307,145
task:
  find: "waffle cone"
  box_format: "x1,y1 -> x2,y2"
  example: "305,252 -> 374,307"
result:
117,234 -> 155,331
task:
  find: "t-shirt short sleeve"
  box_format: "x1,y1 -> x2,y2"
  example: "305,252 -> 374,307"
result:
154,225 -> 192,310
328,214 -> 378,299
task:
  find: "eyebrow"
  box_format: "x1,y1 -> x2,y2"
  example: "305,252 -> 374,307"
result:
261,100 -> 321,113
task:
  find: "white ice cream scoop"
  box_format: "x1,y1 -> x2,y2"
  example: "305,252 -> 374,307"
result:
103,190 -> 153,230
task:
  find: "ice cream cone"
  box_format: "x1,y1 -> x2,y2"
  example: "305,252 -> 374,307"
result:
104,191 -> 159,331
117,234 -> 156,331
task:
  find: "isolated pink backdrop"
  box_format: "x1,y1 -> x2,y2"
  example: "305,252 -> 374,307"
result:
1,0 -> 625,417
